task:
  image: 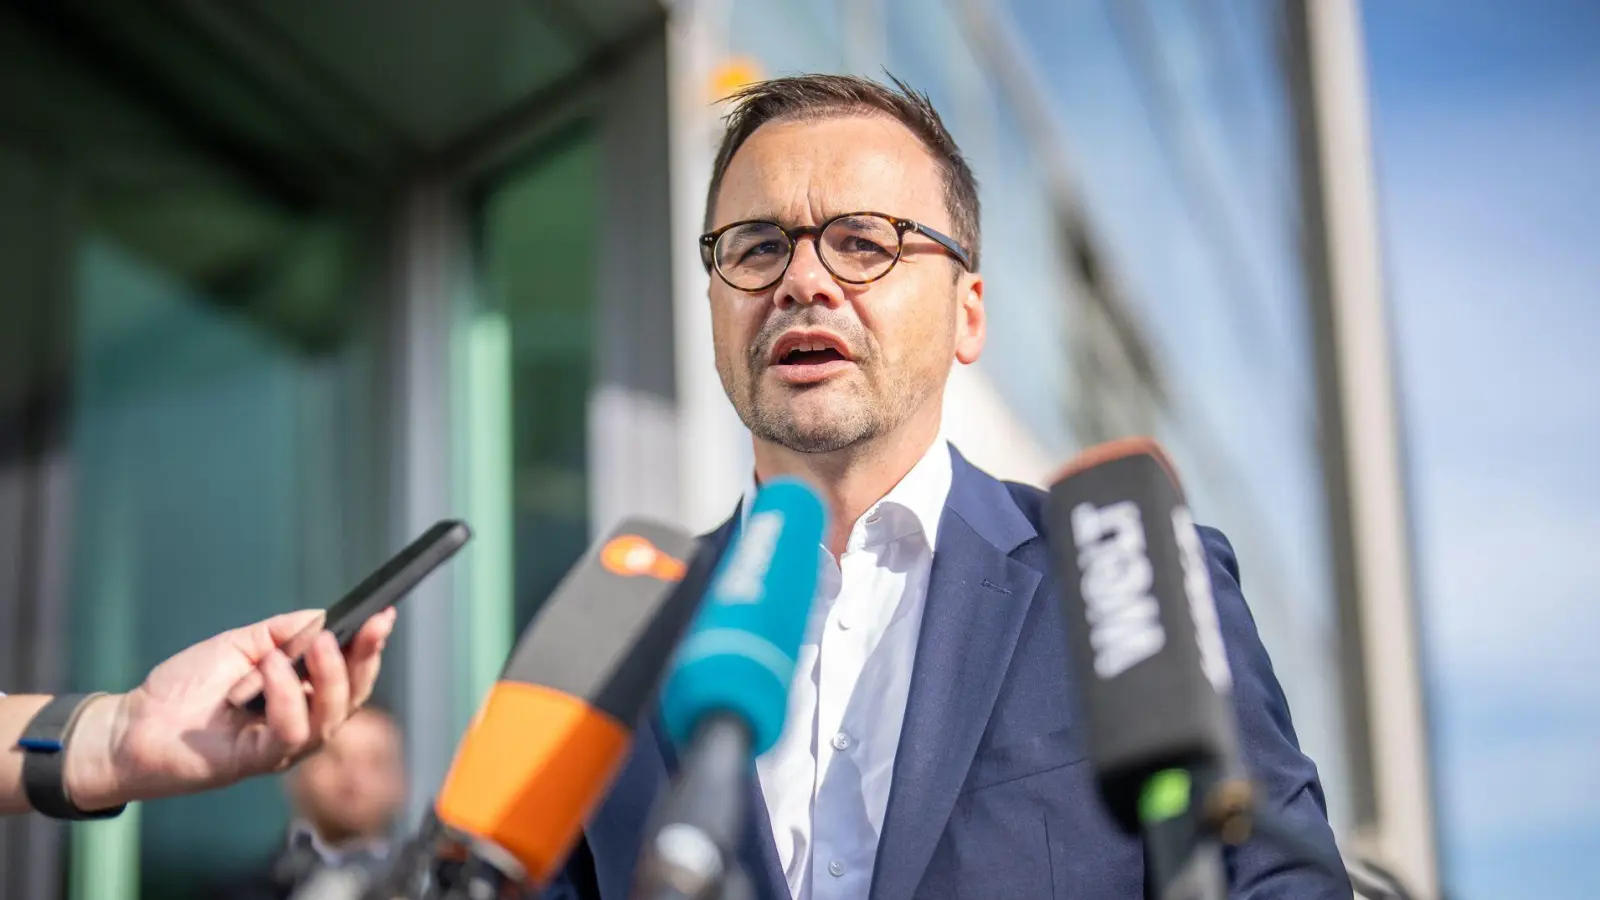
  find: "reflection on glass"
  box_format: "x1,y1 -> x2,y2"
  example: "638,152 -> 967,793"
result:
73,238 -> 336,896
477,130 -> 599,633
1,7 -> 387,895
64,208 -> 376,899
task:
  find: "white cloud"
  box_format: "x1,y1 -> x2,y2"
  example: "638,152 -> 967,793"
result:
1415,474 -> 1600,693
1373,63 -> 1600,701
1366,20 -> 1600,888
1438,725 -> 1600,837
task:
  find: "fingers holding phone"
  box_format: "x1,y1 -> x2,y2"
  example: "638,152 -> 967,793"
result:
304,628 -> 352,744
233,520 -> 469,717
344,606 -> 395,708
248,610 -> 397,770
257,647 -> 314,764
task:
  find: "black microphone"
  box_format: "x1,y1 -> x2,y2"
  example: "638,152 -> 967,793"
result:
1045,438 -> 1243,831
1044,437 -> 1260,900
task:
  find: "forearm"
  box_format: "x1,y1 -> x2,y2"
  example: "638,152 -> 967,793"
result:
0,695 -> 51,814
0,693 -> 127,816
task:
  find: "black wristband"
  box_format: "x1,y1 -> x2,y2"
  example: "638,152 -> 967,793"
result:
18,692 -> 128,821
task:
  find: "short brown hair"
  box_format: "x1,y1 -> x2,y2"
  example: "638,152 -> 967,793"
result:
704,73 -> 982,271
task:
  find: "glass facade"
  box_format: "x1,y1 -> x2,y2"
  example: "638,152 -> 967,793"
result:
0,8 -> 391,896
474,129 -> 602,635
992,0 -> 1349,823
712,0 -> 1352,831
0,3 -> 617,890
67,225 -> 383,899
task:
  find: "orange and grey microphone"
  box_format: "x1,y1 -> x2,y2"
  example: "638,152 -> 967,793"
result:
426,517 -> 723,895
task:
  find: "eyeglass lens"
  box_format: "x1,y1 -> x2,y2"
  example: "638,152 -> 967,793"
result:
713,214 -> 902,289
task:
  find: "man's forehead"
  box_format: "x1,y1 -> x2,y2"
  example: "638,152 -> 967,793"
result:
716,115 -> 945,223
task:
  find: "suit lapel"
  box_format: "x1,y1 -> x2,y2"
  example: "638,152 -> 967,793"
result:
869,448 -> 1044,900
744,765 -> 790,899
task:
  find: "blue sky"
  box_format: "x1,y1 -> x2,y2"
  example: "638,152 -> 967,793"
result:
1363,2 -> 1600,897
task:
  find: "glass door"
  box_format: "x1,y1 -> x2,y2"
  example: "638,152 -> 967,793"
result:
0,9 -> 388,897
471,127 -> 602,642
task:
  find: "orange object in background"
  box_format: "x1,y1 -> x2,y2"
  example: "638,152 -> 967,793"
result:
709,57 -> 764,101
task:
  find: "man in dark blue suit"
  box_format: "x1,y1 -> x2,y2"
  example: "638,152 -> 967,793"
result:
547,74 -> 1351,900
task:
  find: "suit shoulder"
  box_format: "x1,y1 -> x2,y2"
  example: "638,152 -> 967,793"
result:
1001,479 -> 1240,573
1000,479 -> 1049,527
1195,524 -> 1242,585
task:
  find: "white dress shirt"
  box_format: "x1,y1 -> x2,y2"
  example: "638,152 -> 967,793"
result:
747,437 -> 953,900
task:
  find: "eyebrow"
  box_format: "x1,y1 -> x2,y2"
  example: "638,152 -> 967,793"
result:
726,210 -> 797,226
724,210 -> 890,228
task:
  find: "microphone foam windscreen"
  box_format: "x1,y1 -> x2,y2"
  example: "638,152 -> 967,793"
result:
1044,437 -> 1238,832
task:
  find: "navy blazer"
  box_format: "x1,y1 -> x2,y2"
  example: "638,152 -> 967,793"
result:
543,447 -> 1351,900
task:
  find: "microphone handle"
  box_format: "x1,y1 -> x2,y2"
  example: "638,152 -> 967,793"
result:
717,864 -> 757,900
1140,768 -> 1227,900
362,807 -> 445,900
634,714 -> 753,900
441,852 -> 522,900
289,868 -> 370,900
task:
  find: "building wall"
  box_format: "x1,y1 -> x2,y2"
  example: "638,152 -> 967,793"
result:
0,4 -> 668,896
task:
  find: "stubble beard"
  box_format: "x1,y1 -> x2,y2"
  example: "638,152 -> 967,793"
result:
745,381 -> 879,453
728,359 -> 931,456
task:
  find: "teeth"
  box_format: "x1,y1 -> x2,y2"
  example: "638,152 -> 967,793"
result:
788,340 -> 833,354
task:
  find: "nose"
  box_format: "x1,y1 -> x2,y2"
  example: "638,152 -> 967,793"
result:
773,236 -> 845,310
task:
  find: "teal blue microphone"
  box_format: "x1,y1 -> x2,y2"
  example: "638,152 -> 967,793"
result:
659,476 -> 826,754
636,477 -> 827,900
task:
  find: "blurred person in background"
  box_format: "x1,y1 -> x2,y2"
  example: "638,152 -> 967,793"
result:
1,608 -> 395,821
205,704 -> 407,900
545,74 -> 1351,900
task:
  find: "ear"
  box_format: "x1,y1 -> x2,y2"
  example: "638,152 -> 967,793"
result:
953,272 -> 985,365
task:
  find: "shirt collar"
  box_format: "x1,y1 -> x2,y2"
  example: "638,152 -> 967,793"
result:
739,432 -> 954,553
286,819 -> 391,867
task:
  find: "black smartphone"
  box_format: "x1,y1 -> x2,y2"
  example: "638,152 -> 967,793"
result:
235,519 -> 472,714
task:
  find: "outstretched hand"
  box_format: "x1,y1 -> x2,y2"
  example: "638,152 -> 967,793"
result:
65,607 -> 397,809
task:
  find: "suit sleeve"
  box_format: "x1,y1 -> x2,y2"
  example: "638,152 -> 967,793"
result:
1199,526 -> 1354,900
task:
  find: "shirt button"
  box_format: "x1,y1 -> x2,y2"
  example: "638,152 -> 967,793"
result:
837,615 -> 852,630
829,860 -> 845,877
831,732 -> 851,751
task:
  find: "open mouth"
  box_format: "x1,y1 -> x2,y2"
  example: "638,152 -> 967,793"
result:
779,345 -> 848,366
767,333 -> 854,383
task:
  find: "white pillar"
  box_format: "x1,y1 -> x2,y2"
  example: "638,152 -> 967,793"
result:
666,0 -> 753,534
1284,1 -> 1440,895
389,181 -> 467,829
591,25 -> 686,537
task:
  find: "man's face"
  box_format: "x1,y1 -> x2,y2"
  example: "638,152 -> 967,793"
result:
708,115 -> 985,454
290,710 -> 406,844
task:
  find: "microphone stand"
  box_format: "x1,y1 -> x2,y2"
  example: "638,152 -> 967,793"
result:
1141,764 -> 1356,900
1140,768 -> 1227,900
363,807 -> 445,900
436,854 -> 519,900
633,716 -> 752,900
